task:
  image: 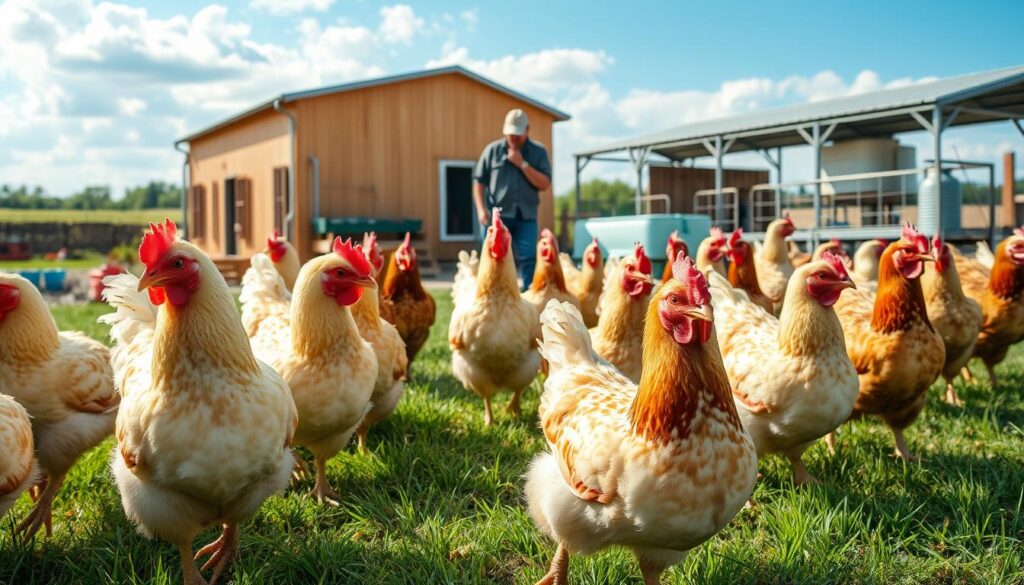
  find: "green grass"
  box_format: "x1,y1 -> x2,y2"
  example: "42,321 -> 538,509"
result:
0,208 -> 181,224
3,292 -> 1024,584
0,253 -> 107,271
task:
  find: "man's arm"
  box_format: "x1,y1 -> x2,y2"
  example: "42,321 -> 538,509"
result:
519,163 -> 550,191
472,181 -> 489,226
473,147 -> 491,225
507,145 -> 551,191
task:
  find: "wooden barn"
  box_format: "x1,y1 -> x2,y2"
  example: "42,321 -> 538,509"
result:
175,66 -> 570,276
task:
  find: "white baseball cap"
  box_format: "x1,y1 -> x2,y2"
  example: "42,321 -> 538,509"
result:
503,108 -> 528,135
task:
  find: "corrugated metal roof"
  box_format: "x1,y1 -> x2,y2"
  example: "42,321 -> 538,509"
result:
576,65 -> 1024,158
177,65 -> 571,144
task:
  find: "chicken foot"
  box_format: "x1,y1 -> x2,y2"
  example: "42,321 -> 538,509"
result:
177,542 -> 208,585
482,397 -> 494,426
535,544 -> 569,585
943,382 -> 964,407
310,455 -> 341,506
823,432 -> 837,456
194,523 -> 239,585
787,455 -> 821,487
891,428 -> 917,461
506,389 -> 524,419
985,363 -> 998,389
16,472 -> 64,542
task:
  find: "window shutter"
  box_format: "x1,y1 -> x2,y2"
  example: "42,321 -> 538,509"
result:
190,185 -> 206,239
234,178 -> 253,243
211,182 -> 220,243
273,167 -> 288,233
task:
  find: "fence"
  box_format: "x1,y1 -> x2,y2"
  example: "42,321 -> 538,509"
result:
0,222 -> 146,255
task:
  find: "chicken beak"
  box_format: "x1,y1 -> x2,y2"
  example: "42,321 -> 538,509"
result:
837,278 -> 857,291
682,306 -> 712,322
917,253 -> 935,262
636,273 -> 654,285
352,275 -> 378,289
137,271 -> 164,292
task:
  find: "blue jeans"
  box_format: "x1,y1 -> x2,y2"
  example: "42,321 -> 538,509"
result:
499,215 -> 537,292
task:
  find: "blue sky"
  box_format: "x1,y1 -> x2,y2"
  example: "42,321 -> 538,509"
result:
0,0 -> 1022,199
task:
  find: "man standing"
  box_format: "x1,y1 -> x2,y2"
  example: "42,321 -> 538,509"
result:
473,108 -> 552,290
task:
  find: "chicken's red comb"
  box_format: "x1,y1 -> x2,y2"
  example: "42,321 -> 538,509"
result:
268,229 -> 281,245
901,222 -> 929,254
266,230 -> 287,262
633,242 -> 652,275
139,218 -> 177,267
332,237 -> 373,277
591,236 -> 599,247
709,226 -> 724,242
931,234 -> 944,250
491,207 -> 503,228
831,238 -> 842,247
821,250 -> 850,279
362,232 -> 384,271
783,212 -> 793,224
669,230 -> 681,242
400,231 -> 412,250
1014,226 -> 1024,238
728,228 -> 743,248
672,256 -> 710,306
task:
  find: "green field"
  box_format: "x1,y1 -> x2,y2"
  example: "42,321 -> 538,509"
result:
2,293 -> 1023,584
0,253 -> 107,271
0,208 -> 182,225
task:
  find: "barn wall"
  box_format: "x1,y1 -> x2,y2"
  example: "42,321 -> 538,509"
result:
292,72 -> 558,261
187,110 -> 291,257
648,166 -> 770,215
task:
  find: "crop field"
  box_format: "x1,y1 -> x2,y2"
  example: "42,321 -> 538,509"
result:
1,292 -> 1023,584
0,208 -> 182,225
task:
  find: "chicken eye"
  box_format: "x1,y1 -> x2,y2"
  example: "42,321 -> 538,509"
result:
669,294 -> 680,305
336,269 -> 347,278
172,258 -> 184,269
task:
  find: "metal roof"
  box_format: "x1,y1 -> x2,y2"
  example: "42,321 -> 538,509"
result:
177,65 -> 571,144
576,65 -> 1024,159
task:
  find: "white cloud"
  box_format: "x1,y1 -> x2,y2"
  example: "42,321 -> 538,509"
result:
460,9 -> 478,30
378,4 -> 423,44
250,0 -> 334,15
117,97 -> 146,116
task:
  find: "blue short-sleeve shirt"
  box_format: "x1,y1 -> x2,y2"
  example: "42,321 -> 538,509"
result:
473,137 -> 552,220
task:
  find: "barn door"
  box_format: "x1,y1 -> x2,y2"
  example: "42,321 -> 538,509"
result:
273,167 -> 288,234
234,177 -> 253,250
224,178 -> 236,255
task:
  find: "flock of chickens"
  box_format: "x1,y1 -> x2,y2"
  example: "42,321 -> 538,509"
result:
0,208 -> 1023,585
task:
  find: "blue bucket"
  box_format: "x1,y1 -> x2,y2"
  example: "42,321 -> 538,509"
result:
42,269 -> 67,291
18,269 -> 41,288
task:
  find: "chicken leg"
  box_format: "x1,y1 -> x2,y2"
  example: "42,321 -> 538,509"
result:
311,454 -> 341,506
177,542 -> 208,585
943,382 -> 963,407
195,523 -> 239,585
482,397 -> 494,426
985,362 -> 998,389
788,455 -> 821,487
16,472 -> 64,541
506,389 -> 524,419
823,432 -> 837,456
535,544 -> 569,585
891,428 -> 917,461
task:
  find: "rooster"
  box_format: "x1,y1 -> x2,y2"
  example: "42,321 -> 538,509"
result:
0,272 -> 118,540
450,209 -> 541,425
725,229 -> 775,314
852,239 -> 887,288
264,229 -> 300,291
952,228 -> 1024,388
559,237 -> 603,328
241,236 -> 377,504
661,230 -> 689,282
102,219 -> 297,585
709,253 -> 859,485
921,236 -> 982,406
381,232 -> 437,366
590,243 -> 655,382
523,228 -> 580,314
525,256 -> 756,585
0,393 -> 37,518
754,215 -> 796,314
352,234 -> 408,452
831,224 -> 945,459
695,226 -> 728,278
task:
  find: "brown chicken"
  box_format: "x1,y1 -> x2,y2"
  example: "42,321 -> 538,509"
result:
522,229 -> 580,314
589,243 -> 655,382
953,228 -> 1024,388
559,238 -> 603,328
381,232 -> 437,366
661,230 -> 690,282
788,240 -> 811,268
695,227 -> 728,278
832,224 -> 945,459
921,235 -> 982,405
725,229 -> 775,314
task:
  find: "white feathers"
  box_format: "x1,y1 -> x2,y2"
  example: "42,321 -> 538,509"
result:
452,249 -> 479,308
538,300 -> 600,375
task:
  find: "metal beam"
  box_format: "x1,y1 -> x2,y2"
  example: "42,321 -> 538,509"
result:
627,147 -> 651,215
1014,119 -> 1024,140
957,105 -> 1024,120
910,110 -> 934,133
820,122 -> 838,144
574,156 -> 583,222
796,126 -> 815,146
713,136 -> 724,226
812,123 -> 822,242
928,107 -> 944,235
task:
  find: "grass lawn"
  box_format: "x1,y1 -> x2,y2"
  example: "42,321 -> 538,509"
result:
0,208 -> 181,225
2,291 -> 1024,584
0,253 -> 107,271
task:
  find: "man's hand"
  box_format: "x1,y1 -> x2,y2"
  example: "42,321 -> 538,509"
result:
477,205 -> 490,226
507,146 -> 524,168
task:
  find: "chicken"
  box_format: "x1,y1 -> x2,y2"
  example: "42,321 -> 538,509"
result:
921,236 -> 982,406
0,393 -> 37,518
525,257 -> 756,585
452,249 -> 479,308
695,226 -> 728,278
589,243 -> 655,382
0,272 -> 118,540
241,236 -> 377,504
523,228 -> 581,314
240,249 -> 292,339
953,228 -> 1024,388
973,240 -> 995,269
449,208 -> 541,425
351,234 -> 408,452
264,229 -> 301,291
559,237 -> 603,328
708,253 -> 859,485
101,219 -> 297,585
852,239 -> 887,288
381,232 -> 437,366
787,240 -> 811,268
832,224 -> 945,460
361,232 -> 395,324
661,230 -> 689,282
813,239 -> 852,267
725,229 -> 775,314
753,215 -> 796,314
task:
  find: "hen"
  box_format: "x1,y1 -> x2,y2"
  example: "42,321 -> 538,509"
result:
0,272 -> 118,540
953,228 -> 1024,388
589,243 -> 655,382
661,230 -> 689,282
832,224 -> 945,459
753,215 -> 796,313
559,237 -> 603,327
264,229 -> 301,291
921,236 -> 982,406
381,232 -> 437,366
973,240 -> 995,269
813,239 -> 852,267
449,209 -> 541,425
102,220 -> 297,585
725,229 -> 775,314
695,226 -> 728,278
523,228 -> 581,314
852,239 -> 887,288
352,233 -> 408,451
361,232 -> 396,324
241,236 -> 377,504
525,257 -> 756,585
709,253 -> 859,485
0,393 -> 37,518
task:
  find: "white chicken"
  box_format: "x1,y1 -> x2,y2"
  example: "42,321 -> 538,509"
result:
0,393 -> 37,518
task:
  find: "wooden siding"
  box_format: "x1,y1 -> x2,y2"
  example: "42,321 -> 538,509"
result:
292,72 -> 557,261
187,110 -> 291,257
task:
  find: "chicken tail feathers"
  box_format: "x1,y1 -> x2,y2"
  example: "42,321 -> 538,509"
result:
99,272 -> 158,344
240,253 -> 290,307
538,300 -> 598,375
452,249 -> 479,306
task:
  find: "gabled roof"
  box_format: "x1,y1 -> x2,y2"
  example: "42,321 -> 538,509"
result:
576,65 -> 1024,159
177,65 -> 571,144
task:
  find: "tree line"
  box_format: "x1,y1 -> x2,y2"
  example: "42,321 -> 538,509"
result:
0,182 -> 182,210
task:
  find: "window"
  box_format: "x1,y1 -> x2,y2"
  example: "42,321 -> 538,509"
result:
189,185 -> 206,239
439,160 -> 477,241
273,167 -> 289,234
